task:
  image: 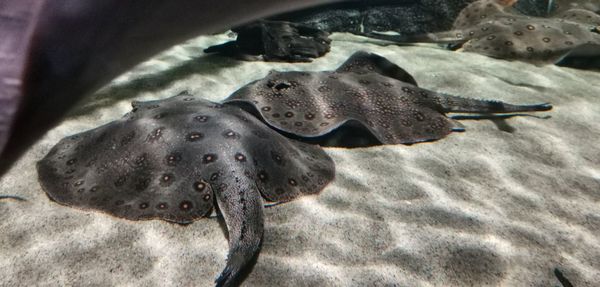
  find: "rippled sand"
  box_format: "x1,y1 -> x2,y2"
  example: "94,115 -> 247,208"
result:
1,33 -> 599,286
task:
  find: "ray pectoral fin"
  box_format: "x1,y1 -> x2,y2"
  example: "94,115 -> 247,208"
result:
214,179 -> 264,287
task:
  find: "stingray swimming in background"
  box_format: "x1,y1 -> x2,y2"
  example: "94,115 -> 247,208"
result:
36,93 -> 335,286
367,0 -> 600,65
224,51 -> 552,146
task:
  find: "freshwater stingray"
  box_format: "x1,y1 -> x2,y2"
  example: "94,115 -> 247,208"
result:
224,51 -> 552,146
367,0 -> 600,65
36,93 -> 335,287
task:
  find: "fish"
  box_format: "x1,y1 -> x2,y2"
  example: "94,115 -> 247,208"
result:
0,0 -> 342,176
223,51 -> 552,146
554,0 -> 600,14
0,195 -> 26,201
366,0 -> 600,65
204,1 -> 481,63
204,20 -> 332,62
36,92 -> 335,286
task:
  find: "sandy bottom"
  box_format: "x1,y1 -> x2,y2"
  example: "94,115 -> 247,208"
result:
1,33 -> 599,286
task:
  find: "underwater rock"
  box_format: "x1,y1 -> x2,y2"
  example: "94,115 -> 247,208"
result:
204,20 -> 331,62
224,51 -> 552,146
36,93 -> 335,286
367,0 -> 600,66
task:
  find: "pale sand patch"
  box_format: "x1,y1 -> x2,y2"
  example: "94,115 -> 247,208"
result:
1,33 -> 598,286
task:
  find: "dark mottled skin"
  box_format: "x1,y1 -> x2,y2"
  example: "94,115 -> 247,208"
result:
225,51 -> 552,145
0,0 -> 342,177
37,93 -> 335,286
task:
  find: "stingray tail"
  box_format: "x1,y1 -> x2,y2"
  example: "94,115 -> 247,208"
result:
362,30 -> 467,45
214,180 -> 264,287
0,195 -> 26,201
432,93 -> 552,114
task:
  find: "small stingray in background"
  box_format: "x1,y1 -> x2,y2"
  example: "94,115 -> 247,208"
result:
36,93 -> 335,287
367,0 -> 600,66
554,0 -> 600,14
224,51 -> 552,146
204,20 -> 331,62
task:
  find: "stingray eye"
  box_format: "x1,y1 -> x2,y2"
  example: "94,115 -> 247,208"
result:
274,82 -> 292,90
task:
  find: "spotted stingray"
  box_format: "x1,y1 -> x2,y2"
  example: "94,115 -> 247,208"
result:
224,51 -> 552,145
368,0 -> 600,65
36,93 -> 335,287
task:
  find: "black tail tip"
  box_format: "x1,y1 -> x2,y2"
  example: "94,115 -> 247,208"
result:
532,103 -> 553,111
554,268 -> 574,287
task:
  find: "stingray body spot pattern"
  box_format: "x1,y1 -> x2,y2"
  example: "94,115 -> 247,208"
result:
37,94 -> 335,286
224,51 -> 552,146
455,0 -> 600,64
369,0 -> 600,65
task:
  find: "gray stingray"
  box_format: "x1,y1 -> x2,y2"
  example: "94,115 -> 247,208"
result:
224,51 -> 552,145
0,0 -> 342,177
368,0 -> 600,65
36,93 -> 335,287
